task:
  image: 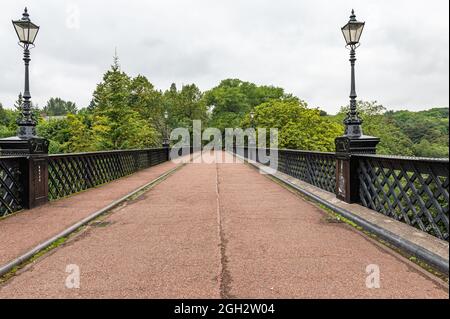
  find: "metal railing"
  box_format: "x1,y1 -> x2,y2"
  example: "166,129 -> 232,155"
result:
233,146 -> 336,194
0,148 -> 169,217
0,156 -> 25,217
48,148 -> 168,200
355,154 -> 449,240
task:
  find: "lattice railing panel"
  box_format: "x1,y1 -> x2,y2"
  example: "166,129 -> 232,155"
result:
48,148 -> 168,200
0,157 -> 24,217
234,147 -> 336,193
278,150 -> 336,193
356,155 -> 449,240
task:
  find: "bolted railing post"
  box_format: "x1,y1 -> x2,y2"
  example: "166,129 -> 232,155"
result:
162,141 -> 170,161
0,137 -> 49,209
334,136 -> 379,203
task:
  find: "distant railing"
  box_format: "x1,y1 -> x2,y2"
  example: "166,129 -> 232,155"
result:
232,146 -> 449,241
0,156 -> 25,217
48,148 -> 168,200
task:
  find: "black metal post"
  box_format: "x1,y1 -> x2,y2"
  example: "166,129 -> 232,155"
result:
18,46 -> 37,137
162,115 -> 170,160
344,48 -> 363,137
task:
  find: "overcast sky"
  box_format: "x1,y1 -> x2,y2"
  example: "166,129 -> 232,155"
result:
0,0 -> 448,114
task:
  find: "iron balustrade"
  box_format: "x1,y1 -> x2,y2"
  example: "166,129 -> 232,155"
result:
0,156 -> 25,217
355,154 -> 449,241
48,148 -> 168,200
233,147 -> 336,194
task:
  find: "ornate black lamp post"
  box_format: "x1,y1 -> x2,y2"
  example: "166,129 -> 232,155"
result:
162,111 -> 170,148
1,8 -> 48,154
249,111 -> 255,128
335,10 -> 379,203
13,7 -> 40,138
340,9 -> 365,137
0,8 -> 49,208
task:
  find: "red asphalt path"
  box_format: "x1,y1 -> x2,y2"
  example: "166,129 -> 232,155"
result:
0,161 -> 178,266
0,152 -> 447,298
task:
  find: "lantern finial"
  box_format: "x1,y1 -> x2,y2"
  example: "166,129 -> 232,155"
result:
22,7 -> 30,21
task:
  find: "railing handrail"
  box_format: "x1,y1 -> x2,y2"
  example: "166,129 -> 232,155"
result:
0,155 -> 28,160
233,146 -> 336,156
48,147 -> 167,158
353,153 -> 449,164
234,146 -> 449,162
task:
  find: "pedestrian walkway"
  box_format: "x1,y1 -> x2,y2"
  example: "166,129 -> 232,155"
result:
0,152 -> 447,298
0,160 -> 178,266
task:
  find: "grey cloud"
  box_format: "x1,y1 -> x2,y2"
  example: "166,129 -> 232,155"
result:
0,0 -> 448,113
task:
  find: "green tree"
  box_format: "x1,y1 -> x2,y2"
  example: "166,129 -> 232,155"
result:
247,99 -> 342,152
91,56 -> 159,149
162,83 -> 208,135
205,79 -> 286,131
43,97 -> 77,116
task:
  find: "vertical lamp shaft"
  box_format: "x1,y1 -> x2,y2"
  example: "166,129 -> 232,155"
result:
18,45 -> 37,137
349,48 -> 357,117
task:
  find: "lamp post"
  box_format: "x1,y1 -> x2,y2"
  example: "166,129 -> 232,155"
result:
13,7 -> 40,138
341,9 -> 364,137
334,10 -> 379,204
0,8 -> 49,208
162,111 -> 170,148
1,7 -> 48,154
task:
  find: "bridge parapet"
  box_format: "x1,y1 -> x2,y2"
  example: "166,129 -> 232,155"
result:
0,147 -> 170,217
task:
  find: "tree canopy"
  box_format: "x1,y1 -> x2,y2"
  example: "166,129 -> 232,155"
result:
0,56 -> 447,158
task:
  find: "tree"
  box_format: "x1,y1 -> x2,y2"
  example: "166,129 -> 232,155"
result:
205,79 -> 286,131
90,55 -> 159,149
42,97 -> 77,116
162,83 -> 208,134
246,99 -> 342,152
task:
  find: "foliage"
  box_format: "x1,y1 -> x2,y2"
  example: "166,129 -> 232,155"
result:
42,97 -> 77,116
90,57 -> 159,150
163,83 -> 208,133
0,57 -> 447,158
386,108 -> 449,157
205,79 -> 287,132
245,99 -> 342,152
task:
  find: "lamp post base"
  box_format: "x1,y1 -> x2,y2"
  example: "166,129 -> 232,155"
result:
0,136 -> 49,209
334,135 -> 380,203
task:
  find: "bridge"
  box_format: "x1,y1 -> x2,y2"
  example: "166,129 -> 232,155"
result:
0,148 -> 448,298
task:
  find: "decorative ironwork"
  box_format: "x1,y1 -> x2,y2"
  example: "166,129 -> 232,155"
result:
277,150 -> 337,193
0,156 -> 24,217
48,148 -> 168,200
356,154 -> 449,241
234,147 -> 336,194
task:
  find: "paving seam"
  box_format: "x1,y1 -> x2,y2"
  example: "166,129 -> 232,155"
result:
215,163 -> 234,299
0,163 -> 185,278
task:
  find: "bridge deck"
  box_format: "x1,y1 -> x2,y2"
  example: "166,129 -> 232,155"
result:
0,152 -> 447,298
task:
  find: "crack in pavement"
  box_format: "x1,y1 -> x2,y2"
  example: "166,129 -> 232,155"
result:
215,163 -> 234,299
